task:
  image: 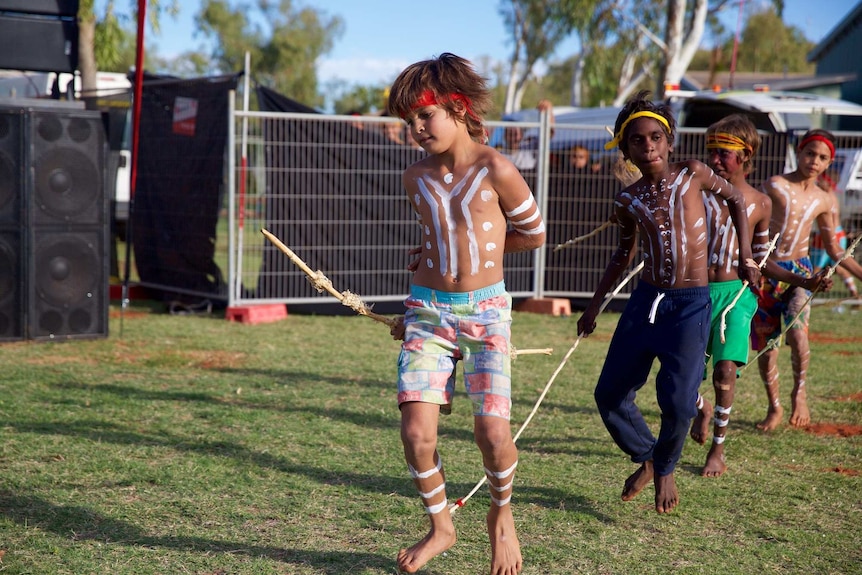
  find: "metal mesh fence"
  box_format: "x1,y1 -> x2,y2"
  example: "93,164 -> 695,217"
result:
227,107 -> 862,309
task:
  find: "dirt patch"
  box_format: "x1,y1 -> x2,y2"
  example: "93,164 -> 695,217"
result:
808,332 -> 862,345
833,392 -> 862,402
804,423 -> 862,437
825,466 -> 860,477
179,350 -> 247,370
109,309 -> 149,319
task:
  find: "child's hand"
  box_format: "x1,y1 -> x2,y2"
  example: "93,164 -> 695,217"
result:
577,311 -> 597,338
806,269 -> 833,292
739,259 -> 762,286
390,315 -> 406,340
406,246 -> 421,273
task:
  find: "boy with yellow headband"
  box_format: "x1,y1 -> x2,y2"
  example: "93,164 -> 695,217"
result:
576,92 -> 760,513
753,129 -> 862,430
387,53 -> 545,574
690,115 -> 831,477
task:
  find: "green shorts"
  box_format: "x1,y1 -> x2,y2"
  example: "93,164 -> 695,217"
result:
706,279 -> 758,369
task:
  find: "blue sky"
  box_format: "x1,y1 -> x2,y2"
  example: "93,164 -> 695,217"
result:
135,0 -> 856,87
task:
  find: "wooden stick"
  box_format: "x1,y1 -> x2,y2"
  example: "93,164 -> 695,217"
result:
741,233 -> 862,371
553,220 -> 612,252
450,260 -> 645,514
261,228 -> 397,328
719,233 -> 779,344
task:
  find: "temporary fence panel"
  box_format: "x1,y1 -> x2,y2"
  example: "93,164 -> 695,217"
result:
228,102 -> 862,310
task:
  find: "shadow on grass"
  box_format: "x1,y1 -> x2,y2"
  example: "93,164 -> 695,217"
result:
0,491 -> 395,574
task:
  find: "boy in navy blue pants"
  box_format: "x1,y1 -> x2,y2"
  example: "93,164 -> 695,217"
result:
577,92 -> 760,513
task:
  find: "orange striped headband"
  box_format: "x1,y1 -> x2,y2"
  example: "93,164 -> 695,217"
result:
706,132 -> 752,153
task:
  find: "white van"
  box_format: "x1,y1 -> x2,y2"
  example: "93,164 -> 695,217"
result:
673,89 -> 862,133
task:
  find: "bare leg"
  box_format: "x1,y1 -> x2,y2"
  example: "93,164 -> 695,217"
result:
786,329 -> 811,427
654,472 -> 679,513
703,361 -> 735,477
621,460 -> 654,501
689,393 -> 711,445
397,403 -> 456,574
475,416 -> 522,575
756,349 -> 784,431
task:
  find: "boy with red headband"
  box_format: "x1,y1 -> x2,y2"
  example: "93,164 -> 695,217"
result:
753,129 -> 862,430
387,53 -> 545,575
576,92 -> 759,513
690,115 -> 831,477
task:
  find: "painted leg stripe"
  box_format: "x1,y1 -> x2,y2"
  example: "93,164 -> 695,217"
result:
425,498 -> 448,515
490,494 -> 512,506
483,460 -> 518,480
419,481 -> 446,500
409,457 -> 443,480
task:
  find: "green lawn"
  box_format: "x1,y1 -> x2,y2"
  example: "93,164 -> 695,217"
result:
0,301 -> 859,574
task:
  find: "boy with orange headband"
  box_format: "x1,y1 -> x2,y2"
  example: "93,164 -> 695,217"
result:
690,115 -> 831,476
576,92 -> 759,513
753,129 -> 862,430
387,53 -> 545,575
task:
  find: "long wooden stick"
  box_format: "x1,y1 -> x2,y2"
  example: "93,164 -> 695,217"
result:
261,228 -> 397,328
741,233 -> 862,371
719,233 -> 779,344
449,260 -> 645,514
553,220 -> 612,252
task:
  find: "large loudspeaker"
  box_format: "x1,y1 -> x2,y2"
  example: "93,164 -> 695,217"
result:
0,14 -> 78,73
0,1 -> 79,16
0,110 -> 24,341
0,107 -> 108,341
28,109 -> 108,340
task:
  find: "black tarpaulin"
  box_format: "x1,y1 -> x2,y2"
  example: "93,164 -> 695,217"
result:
132,72 -> 239,303
255,85 -> 424,300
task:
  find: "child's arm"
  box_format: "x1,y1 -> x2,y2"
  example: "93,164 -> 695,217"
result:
577,205 -> 637,337
701,165 -> 759,285
762,260 -> 833,292
816,199 -> 862,281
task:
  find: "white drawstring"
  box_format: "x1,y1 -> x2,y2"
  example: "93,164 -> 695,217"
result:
648,292 -> 665,324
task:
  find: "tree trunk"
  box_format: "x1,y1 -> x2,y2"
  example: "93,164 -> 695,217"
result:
78,15 -> 98,107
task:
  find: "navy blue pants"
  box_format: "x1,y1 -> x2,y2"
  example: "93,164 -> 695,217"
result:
594,282 -> 710,476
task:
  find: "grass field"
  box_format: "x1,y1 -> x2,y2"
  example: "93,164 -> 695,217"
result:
0,299 -> 860,575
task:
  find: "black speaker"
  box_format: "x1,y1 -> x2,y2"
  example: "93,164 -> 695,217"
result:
0,106 -> 108,342
0,0 -> 79,16
26,109 -> 108,340
0,14 -> 78,73
0,109 -> 24,341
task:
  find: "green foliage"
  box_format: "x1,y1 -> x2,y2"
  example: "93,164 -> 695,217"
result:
330,82 -> 389,115
734,8 -> 815,73
0,302 -> 859,573
196,0 -> 344,109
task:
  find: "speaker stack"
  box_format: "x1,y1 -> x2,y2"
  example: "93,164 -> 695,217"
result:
0,1 -> 80,73
0,104 -> 108,341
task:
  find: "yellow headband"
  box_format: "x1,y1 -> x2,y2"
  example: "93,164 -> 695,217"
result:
706,132 -> 751,153
604,111 -> 671,150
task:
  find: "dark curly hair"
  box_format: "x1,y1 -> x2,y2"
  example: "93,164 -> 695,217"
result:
611,90 -> 676,159
387,53 -> 491,143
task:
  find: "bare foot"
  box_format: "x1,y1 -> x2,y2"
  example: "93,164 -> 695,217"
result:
621,461 -> 654,501
654,473 -> 679,513
487,505 -> 522,575
789,393 -> 810,427
756,404 -> 784,431
397,523 -> 456,573
701,443 -> 727,478
689,396 -> 712,444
